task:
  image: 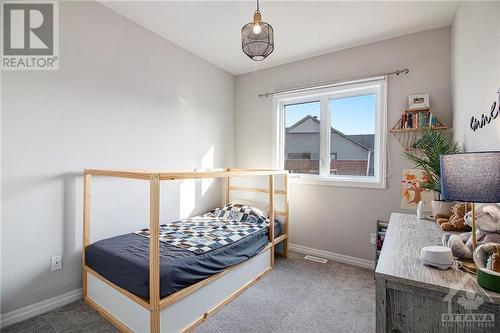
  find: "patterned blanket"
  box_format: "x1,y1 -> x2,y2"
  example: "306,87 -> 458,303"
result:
135,208 -> 269,254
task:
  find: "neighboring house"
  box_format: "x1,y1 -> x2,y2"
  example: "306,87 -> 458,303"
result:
285,115 -> 374,176
347,134 -> 375,176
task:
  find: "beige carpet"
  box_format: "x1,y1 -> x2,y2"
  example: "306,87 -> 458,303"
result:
3,252 -> 375,333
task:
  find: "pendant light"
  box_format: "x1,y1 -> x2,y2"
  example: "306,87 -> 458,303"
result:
241,0 -> 274,61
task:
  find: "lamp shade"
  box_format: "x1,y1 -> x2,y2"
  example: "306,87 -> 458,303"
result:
241,21 -> 274,61
440,152 -> 500,203
241,0 -> 274,61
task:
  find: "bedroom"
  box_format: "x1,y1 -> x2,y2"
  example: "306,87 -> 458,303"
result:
1,1 -> 499,332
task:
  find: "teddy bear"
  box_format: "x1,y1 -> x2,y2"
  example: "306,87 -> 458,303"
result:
436,202 -> 471,232
442,203 -> 500,259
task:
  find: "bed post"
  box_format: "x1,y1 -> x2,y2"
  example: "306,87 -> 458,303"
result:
82,173 -> 91,300
268,175 -> 275,267
225,174 -> 230,205
283,172 -> 289,258
149,173 -> 161,333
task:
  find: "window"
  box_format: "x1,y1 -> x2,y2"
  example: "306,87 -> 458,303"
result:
284,101 -> 320,174
288,153 -> 311,160
274,78 -> 387,188
330,94 -> 375,177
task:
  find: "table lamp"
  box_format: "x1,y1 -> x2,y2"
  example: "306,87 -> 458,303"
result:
440,151 -> 500,290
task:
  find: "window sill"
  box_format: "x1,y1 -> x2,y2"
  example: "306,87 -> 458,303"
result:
288,174 -> 386,189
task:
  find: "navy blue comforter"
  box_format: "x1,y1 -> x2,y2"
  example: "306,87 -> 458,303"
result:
85,223 -> 280,299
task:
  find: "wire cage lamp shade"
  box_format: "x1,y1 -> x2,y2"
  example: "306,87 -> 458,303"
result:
241,0 -> 274,61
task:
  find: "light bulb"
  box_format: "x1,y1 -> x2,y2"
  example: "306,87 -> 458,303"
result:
252,23 -> 261,34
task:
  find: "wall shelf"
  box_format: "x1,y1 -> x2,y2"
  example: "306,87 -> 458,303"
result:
388,109 -> 448,151
389,126 -> 447,133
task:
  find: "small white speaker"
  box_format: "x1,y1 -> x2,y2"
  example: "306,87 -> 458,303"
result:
421,245 -> 453,270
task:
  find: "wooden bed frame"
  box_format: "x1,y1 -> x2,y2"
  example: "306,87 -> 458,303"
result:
82,168 -> 289,333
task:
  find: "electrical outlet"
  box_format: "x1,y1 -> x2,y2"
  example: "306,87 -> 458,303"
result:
51,255 -> 63,271
370,233 -> 377,245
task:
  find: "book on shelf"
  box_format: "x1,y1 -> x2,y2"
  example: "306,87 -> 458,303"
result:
398,110 -> 439,130
378,221 -> 389,228
376,220 -> 389,258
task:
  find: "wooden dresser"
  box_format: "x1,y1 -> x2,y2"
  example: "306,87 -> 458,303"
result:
375,213 -> 500,333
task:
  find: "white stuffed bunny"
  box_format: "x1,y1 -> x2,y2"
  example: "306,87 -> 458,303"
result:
442,203 -> 500,259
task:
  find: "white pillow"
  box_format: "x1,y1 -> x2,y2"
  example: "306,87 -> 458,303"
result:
229,199 -> 269,217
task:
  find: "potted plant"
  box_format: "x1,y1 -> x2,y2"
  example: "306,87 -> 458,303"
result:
404,130 -> 462,218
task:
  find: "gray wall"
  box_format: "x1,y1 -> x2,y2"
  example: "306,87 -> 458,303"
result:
331,132 -> 369,161
1,2 -> 234,314
235,27 -> 452,261
286,133 -> 321,160
452,1 -> 500,151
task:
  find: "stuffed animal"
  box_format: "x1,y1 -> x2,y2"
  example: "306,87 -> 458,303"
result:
442,203 -> 500,259
436,202 -> 471,232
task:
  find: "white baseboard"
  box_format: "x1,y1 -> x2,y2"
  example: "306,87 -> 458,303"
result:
1,288 -> 82,328
0,247 -> 372,328
289,243 -> 375,270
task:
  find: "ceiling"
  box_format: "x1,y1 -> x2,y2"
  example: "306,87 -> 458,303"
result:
99,1 -> 459,75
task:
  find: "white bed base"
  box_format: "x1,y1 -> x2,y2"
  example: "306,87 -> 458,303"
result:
86,246 -> 272,333
82,169 -> 289,333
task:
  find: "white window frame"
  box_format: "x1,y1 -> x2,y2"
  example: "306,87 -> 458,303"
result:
272,77 -> 387,189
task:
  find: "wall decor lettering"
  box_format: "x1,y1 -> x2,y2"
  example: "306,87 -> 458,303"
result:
470,89 -> 500,131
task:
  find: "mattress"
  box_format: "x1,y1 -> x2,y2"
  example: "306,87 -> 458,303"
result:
85,222 -> 280,299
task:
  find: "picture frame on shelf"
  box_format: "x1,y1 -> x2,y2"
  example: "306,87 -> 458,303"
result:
408,94 -> 430,110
